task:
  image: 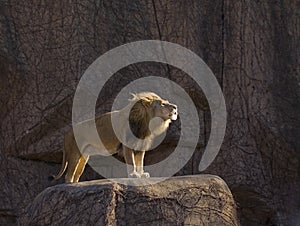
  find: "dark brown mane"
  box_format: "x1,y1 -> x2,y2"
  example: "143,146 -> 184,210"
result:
129,100 -> 152,139
128,92 -> 162,139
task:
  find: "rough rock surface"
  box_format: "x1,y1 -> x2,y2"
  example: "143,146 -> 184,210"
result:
19,175 -> 239,226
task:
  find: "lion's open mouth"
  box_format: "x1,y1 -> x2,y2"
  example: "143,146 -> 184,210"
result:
170,111 -> 178,120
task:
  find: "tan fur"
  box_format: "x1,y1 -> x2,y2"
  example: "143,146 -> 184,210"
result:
52,92 -> 178,182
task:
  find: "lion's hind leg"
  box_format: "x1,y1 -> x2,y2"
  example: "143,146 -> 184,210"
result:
73,155 -> 89,183
65,153 -> 81,183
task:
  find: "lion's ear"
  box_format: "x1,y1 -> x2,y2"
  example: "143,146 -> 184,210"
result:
141,99 -> 152,107
129,93 -> 138,101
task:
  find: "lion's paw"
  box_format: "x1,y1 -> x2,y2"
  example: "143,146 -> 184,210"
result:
128,172 -> 141,178
140,172 -> 150,178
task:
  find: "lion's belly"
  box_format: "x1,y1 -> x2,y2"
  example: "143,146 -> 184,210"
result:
73,114 -> 121,156
82,145 -> 118,156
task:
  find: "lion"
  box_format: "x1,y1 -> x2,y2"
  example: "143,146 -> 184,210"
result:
50,92 -> 178,183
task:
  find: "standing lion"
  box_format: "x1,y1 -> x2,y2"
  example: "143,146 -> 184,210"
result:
50,92 -> 178,183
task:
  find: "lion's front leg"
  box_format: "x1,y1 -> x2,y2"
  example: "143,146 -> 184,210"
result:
134,150 -> 150,178
123,147 -> 140,178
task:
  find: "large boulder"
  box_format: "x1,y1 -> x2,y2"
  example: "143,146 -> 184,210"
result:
19,175 -> 239,226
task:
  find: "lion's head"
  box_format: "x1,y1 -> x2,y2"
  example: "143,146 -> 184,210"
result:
128,92 -> 178,140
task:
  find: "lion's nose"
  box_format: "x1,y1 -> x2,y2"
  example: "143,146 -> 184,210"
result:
170,104 -> 177,111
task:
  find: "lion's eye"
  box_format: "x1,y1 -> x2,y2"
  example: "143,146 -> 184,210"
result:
161,103 -> 165,107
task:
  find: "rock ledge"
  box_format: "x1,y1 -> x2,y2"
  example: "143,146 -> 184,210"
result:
19,175 -> 239,226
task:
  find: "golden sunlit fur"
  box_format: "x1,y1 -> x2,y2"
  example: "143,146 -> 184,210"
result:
50,92 -> 178,182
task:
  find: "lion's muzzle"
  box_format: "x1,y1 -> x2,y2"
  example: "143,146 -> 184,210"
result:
169,104 -> 178,121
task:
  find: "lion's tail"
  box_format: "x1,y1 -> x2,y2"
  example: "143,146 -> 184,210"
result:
48,147 -> 68,181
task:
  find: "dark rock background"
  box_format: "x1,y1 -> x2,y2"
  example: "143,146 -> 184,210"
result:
0,0 -> 299,225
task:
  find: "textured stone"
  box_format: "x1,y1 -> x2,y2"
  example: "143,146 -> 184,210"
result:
19,175 -> 239,226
